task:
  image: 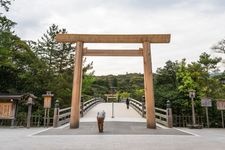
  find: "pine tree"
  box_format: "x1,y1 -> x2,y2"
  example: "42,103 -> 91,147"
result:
34,24 -> 74,74
0,0 -> 11,12
212,38 -> 225,66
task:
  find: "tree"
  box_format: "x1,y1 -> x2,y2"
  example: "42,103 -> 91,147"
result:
176,53 -> 223,119
197,52 -> 221,97
0,4 -> 16,67
119,92 -> 130,99
154,60 -> 184,112
198,52 -> 221,73
0,0 -> 12,11
0,0 -> 43,94
33,24 -> 74,74
212,38 -> 225,54
30,25 -> 96,105
29,24 -> 73,106
82,58 -> 95,99
212,38 -> 225,66
134,89 -> 144,100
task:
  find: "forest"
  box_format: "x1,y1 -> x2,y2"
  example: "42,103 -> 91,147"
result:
1,0 -> 225,127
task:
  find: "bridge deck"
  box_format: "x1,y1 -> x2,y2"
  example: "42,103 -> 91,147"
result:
81,102 -> 145,122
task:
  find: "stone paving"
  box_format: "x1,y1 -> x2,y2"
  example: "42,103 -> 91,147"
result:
37,122 -> 190,135
1,127 -> 225,150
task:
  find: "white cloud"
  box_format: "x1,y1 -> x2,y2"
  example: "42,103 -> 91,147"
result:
5,0 -> 225,75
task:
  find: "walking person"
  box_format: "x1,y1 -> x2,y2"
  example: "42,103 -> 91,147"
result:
126,98 -> 130,109
97,110 -> 105,133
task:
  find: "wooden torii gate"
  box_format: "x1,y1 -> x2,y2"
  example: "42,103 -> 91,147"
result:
104,94 -> 117,102
56,34 -> 170,129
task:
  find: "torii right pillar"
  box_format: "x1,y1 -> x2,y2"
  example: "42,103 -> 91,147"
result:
143,42 -> 156,129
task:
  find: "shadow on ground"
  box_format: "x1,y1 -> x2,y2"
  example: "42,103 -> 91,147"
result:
36,122 -> 192,136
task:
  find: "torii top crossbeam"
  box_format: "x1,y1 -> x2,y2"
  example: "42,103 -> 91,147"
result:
55,34 -> 170,43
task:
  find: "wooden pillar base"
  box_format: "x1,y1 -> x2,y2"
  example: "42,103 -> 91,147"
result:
147,124 -> 156,129
70,122 -> 79,128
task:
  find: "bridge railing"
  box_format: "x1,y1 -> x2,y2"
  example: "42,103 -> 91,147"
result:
53,97 -> 104,127
129,98 -> 145,117
57,107 -> 71,127
81,97 -> 104,117
155,107 -> 168,127
128,98 -> 173,128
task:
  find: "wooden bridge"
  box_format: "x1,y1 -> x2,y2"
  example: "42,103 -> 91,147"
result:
53,98 -> 173,128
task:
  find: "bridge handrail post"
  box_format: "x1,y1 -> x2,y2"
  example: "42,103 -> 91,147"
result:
166,100 -> 173,128
142,96 -> 145,118
80,96 -> 84,117
53,100 -> 59,128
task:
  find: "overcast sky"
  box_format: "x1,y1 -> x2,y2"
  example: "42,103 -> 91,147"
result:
4,0 -> 225,75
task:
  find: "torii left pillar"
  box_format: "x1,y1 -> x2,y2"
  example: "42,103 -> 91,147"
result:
143,42 -> 156,128
70,41 -> 83,128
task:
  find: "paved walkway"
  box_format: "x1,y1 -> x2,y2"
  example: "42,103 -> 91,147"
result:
1,103 -> 225,149
1,127 -> 225,150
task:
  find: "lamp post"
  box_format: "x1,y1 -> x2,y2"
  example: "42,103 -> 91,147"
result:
166,100 -> 173,128
53,99 -> 59,128
111,87 -> 116,118
27,96 -> 34,129
10,99 -> 16,127
189,90 -> 196,126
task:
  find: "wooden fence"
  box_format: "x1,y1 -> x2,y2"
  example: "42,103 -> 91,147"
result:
173,115 -> 203,127
0,115 -> 46,127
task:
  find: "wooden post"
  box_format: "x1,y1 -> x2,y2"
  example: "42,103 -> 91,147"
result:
47,108 -> 50,127
142,102 -> 145,118
80,97 -> 84,117
70,41 -> 83,128
142,96 -> 145,118
44,108 -> 47,127
205,107 -> 209,128
143,42 -> 156,128
10,102 -> 16,127
37,115 -> 40,127
53,102 -> 59,128
26,97 -> 34,129
191,97 -> 196,125
222,110 -> 224,128
27,104 -> 32,128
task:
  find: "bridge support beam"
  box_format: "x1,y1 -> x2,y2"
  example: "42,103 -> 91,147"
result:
143,42 -> 156,129
70,41 -> 83,128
